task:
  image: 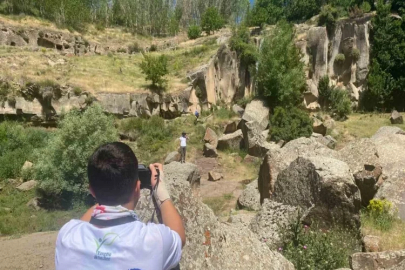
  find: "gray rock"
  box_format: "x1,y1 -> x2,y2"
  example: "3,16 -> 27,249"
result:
21,161 -> 33,171
372,127 -> 405,220
97,93 -> 131,116
16,180 -> 38,191
203,127 -> 218,148
351,250 -> 405,270
232,104 -> 244,117
390,110 -> 403,124
163,162 -> 200,188
208,171 -> 223,182
135,162 -> 295,269
274,156 -> 361,229
339,138 -> 382,206
223,120 -> 240,134
363,235 -> 381,253
242,100 -> 269,132
203,143 -> 218,158
217,130 -> 244,151
243,154 -> 260,164
258,137 -> 338,203
316,134 -> 337,149
249,199 -> 298,249
228,211 -> 256,228
238,180 -> 261,211
242,121 -> 278,157
27,197 -> 41,211
313,118 -> 327,135
164,151 -> 181,164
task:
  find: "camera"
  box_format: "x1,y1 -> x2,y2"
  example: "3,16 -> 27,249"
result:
138,164 -> 159,190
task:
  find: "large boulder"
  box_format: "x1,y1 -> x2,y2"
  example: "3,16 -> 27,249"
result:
217,130 -> 244,151
339,139 -> 382,206
164,151 -> 181,164
162,162 -> 200,188
203,143 -> 218,158
372,127 -> 405,219
390,110 -> 403,124
16,180 -> 38,191
242,121 -> 278,157
223,119 -> 240,134
351,250 -> 405,270
258,137 -> 338,203
237,179 -> 261,211
135,163 -> 295,269
273,156 -> 361,229
249,199 -> 298,249
312,118 -> 327,135
241,100 -> 269,132
232,104 -> 244,117
204,127 -> 218,148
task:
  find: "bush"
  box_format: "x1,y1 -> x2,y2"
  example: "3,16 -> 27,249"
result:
213,107 -> 236,119
335,53 -> 346,64
350,48 -> 360,61
364,199 -> 396,231
229,25 -> 258,67
201,7 -> 224,35
270,107 -> 313,142
318,76 -> 332,109
319,5 -> 339,36
349,5 -> 364,18
35,104 -> 118,207
117,47 -> 127,53
73,87 -> 82,96
139,54 -> 169,87
128,42 -> 141,54
187,24 -> 201,40
360,1 -> 372,13
329,89 -> 352,118
256,22 -> 306,108
281,215 -> 361,270
149,44 -> 158,52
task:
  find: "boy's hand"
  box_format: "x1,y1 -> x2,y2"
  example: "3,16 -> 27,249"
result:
149,163 -> 170,207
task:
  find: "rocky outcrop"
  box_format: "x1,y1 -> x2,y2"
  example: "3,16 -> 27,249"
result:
208,171 -> 223,182
135,162 -> 295,269
16,180 -> 38,191
372,127 -> 405,220
249,199 -> 298,249
164,151 -> 181,164
363,235 -> 381,253
241,100 -> 269,132
351,250 -> 405,270
258,137 -> 337,203
273,156 -> 361,229
390,110 -> 403,124
203,143 -> 218,158
237,179 -> 261,211
223,119 -> 240,134
204,128 -> 218,148
217,130 -> 244,150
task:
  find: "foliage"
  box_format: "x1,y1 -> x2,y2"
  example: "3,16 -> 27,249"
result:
187,24 -> 202,39
281,215 -> 361,270
201,7 -> 224,35
285,0 -> 320,22
318,5 -> 339,36
139,53 -> 169,87
329,89 -> 352,118
349,5 -> 364,18
363,0 -> 405,111
318,76 -> 332,109
229,25 -> 258,67
35,104 -> 118,208
270,107 -> 313,142
360,1 -> 372,13
350,48 -> 360,61
128,42 -> 141,54
364,199 -> 396,231
0,122 -> 50,180
335,53 -> 346,64
73,86 -> 82,96
213,107 -> 236,120
256,22 -> 306,109
248,0 -> 284,26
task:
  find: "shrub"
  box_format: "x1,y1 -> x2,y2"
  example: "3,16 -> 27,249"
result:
319,5 -> 339,36
201,7 -> 224,35
117,47 -> 127,53
139,53 -> 169,87
187,24 -> 201,39
270,107 -> 313,142
183,45 -> 209,57
213,107 -> 236,119
349,5 -> 364,18
73,87 -> 82,96
128,42 -> 141,54
229,25 -> 258,67
281,215 -> 361,270
365,199 -> 396,231
329,89 -> 352,118
350,48 -> 360,61
334,53 -> 346,64
149,44 -> 158,52
360,1 -> 372,13
318,76 -> 332,109
35,104 -> 118,208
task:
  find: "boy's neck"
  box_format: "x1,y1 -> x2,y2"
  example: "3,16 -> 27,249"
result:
122,201 -> 136,211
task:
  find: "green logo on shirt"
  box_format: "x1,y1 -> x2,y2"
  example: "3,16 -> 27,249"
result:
94,232 -> 119,261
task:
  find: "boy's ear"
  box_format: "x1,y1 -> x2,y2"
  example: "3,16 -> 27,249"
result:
89,186 -> 96,198
135,179 -> 141,192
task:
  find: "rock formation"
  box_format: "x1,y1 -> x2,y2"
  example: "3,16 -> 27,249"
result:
237,179 -> 261,211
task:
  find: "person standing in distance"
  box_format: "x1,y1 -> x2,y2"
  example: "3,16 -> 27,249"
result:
179,132 -> 188,163
55,142 -> 185,270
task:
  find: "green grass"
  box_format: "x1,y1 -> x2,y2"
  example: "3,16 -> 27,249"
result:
0,182 -> 86,235
203,193 -> 234,216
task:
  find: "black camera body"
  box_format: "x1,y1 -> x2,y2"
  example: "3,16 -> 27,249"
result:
138,164 -> 159,190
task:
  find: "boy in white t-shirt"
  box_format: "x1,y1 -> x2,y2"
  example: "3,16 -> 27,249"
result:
55,142 -> 186,270
179,132 -> 188,163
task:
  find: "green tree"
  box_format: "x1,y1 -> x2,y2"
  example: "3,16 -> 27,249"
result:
201,6 -> 224,35
270,106 -> 313,142
35,104 -> 118,207
139,53 -> 169,88
256,22 -> 306,109
187,24 -> 202,39
229,25 -> 258,67
318,4 -> 339,36
249,0 -> 284,26
286,0 -> 320,22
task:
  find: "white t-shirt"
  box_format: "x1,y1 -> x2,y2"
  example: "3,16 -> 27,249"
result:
179,137 -> 187,147
55,219 -> 182,270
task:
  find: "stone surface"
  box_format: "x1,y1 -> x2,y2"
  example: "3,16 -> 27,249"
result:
390,110 -> 403,124
339,138 -> 382,206
135,163 -> 295,269
273,156 -> 361,229
223,120 -> 239,134
242,121 -> 278,157
203,143 -> 218,158
208,171 -> 223,182
217,130 -> 244,151
16,180 -> 38,191
241,100 -> 269,132
313,117 -> 327,135
351,250 -> 405,270
232,104 -> 245,116
372,127 -> 405,219
316,134 -> 337,149
243,154 -> 259,164
164,151 -> 181,164
21,161 -> 33,171
258,137 -> 337,203
238,179 -> 261,211
249,199 -> 298,249
363,235 -> 381,253
26,197 -> 41,211
204,127 -> 218,148
162,162 -> 200,188
228,211 -> 256,228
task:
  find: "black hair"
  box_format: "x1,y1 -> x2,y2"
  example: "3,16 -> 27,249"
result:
88,142 -> 138,205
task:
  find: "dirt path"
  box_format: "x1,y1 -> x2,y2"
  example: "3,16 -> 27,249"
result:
0,232 -> 57,270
